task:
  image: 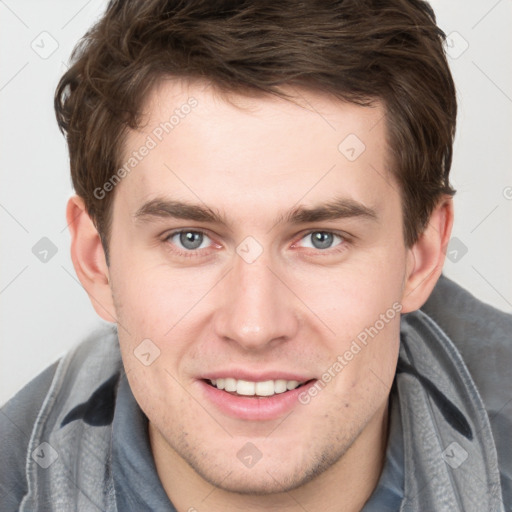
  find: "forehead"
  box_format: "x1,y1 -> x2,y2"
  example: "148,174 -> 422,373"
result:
115,78 -> 396,222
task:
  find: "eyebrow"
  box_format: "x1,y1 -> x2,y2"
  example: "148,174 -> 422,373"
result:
133,196 -> 378,227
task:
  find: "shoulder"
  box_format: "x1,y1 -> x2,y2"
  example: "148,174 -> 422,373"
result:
422,273 -> 512,340
420,274 -> 512,501
0,360 -> 59,509
421,273 -> 512,397
0,325 -> 120,510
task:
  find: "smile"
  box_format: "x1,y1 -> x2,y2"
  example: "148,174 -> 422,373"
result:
207,378 -> 307,397
199,377 -> 317,421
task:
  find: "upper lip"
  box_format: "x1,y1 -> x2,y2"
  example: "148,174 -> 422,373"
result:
200,370 -> 315,382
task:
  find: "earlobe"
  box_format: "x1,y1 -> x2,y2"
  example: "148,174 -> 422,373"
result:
66,195 -> 116,323
401,196 -> 454,313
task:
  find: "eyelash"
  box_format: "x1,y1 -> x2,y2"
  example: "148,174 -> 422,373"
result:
162,229 -> 351,258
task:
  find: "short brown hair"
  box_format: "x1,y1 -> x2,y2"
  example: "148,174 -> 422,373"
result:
55,0 -> 456,264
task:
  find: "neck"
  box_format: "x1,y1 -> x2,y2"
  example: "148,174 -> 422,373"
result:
149,402 -> 389,512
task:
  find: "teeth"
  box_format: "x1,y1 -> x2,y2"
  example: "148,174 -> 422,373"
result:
286,380 -> 299,390
237,380 -> 255,395
274,379 -> 287,393
225,378 -> 237,392
209,378 -> 304,396
255,380 -> 274,396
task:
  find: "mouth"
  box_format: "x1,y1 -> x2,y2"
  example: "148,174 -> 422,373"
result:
205,377 -> 311,397
199,376 -> 317,421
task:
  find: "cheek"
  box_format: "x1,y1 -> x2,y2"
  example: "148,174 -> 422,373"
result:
301,249 -> 405,332
312,315 -> 400,427
110,258 -> 219,383
299,249 -> 404,398
111,255 -> 204,335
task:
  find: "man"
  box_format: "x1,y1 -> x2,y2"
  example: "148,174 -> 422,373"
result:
1,0 -> 510,510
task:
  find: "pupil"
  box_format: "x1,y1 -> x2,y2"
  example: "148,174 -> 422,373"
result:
312,232 -> 333,249
180,231 -> 203,249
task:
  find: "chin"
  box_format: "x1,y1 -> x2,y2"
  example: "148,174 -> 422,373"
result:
185,443 -> 346,496
195,464 -> 308,495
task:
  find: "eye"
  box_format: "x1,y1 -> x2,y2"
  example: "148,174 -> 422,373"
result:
296,231 -> 345,250
166,230 -> 212,251
163,229 -> 347,257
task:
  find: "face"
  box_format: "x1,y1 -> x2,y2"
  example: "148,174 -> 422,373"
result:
107,78 -> 409,494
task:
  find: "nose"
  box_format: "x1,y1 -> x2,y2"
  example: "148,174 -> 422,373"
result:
213,248 -> 300,351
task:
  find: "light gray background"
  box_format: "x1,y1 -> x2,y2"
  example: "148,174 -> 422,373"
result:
1,0 -> 511,405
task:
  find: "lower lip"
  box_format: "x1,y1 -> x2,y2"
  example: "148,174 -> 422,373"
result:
198,379 -> 317,421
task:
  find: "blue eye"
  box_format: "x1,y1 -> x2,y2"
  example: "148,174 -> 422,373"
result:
168,230 -> 212,251
299,231 -> 344,250
163,229 -> 348,259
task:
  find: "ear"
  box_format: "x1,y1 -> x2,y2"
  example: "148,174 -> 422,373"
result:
401,195 -> 454,313
66,195 -> 117,323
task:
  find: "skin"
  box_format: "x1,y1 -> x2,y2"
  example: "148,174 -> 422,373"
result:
67,78 -> 453,512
